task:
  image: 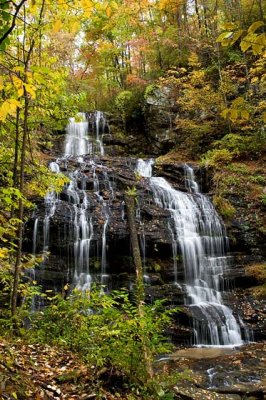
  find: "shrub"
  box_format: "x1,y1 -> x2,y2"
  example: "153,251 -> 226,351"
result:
201,148 -> 233,168
115,89 -> 144,129
29,288 -> 175,389
213,195 -> 236,219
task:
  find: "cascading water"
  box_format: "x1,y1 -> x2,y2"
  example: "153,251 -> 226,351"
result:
32,112 -> 112,292
65,114 -> 89,157
30,161 -> 60,310
135,159 -> 155,283
63,112 -> 111,290
136,159 -> 250,347
30,113 -> 252,346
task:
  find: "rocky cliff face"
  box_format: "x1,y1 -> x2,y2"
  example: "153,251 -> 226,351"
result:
24,130 -> 266,343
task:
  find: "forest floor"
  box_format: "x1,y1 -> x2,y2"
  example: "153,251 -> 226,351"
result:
1,337 -> 266,400
0,337 -> 119,400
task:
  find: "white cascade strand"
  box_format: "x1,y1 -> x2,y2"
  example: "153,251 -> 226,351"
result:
136,159 -> 250,346
63,113 -> 111,290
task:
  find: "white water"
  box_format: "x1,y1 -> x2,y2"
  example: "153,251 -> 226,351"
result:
65,113 -> 89,156
64,111 -> 106,157
136,159 -> 248,346
30,161 -> 60,310
31,112 -> 110,293
95,110 -> 105,156
136,158 -> 154,178
135,159 -> 155,282
43,162 -> 60,251
63,112 -> 111,290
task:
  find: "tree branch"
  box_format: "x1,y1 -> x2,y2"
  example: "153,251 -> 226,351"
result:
0,0 -> 27,46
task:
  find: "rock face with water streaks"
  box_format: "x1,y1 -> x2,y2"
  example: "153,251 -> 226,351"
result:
24,112 -> 265,345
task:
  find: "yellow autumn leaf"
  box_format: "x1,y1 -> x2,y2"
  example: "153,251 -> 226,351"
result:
110,1 -> 118,9
216,31 -> 234,43
222,22 -> 237,30
13,66 -> 24,73
240,33 -> 256,52
106,6 -> 112,17
80,0 -> 93,16
12,75 -> 24,97
229,108 -> 238,121
71,21 -> 80,34
241,110 -> 249,120
248,21 -> 265,34
29,3 -> 37,15
0,76 -> 3,90
24,83 -> 36,99
53,19 -> 63,33
232,96 -> 245,107
221,108 -> 229,119
0,248 -> 8,258
262,112 -> 266,124
0,99 -> 22,121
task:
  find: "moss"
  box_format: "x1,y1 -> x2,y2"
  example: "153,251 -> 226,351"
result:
250,175 -> 266,185
227,162 -> 250,175
201,149 -> 233,168
252,284 -> 266,299
213,195 -> 236,219
245,263 -> 266,299
144,84 -> 159,100
260,194 -> 266,206
156,149 -> 192,164
246,263 -> 266,282
153,263 -> 162,272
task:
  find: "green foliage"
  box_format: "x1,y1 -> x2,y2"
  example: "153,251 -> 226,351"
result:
0,252 -> 43,331
203,131 -> 266,165
250,175 -> 266,185
144,84 -> 159,100
0,2 -> 12,50
115,90 -> 134,115
126,186 -> 137,197
26,165 -> 69,197
114,88 -> 144,128
29,288 -> 176,392
227,162 -> 250,174
213,195 -> 236,219
245,263 -> 266,298
201,149 -> 233,168
260,194 -> 266,206
153,263 -> 162,272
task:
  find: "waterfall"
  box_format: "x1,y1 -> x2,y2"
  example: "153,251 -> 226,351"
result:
63,112 -> 110,290
29,161 -> 60,309
136,158 -> 154,178
30,114 -> 252,345
95,110 -> 105,156
135,159 -> 155,283
64,111 -> 107,157
65,113 -> 89,157
136,159 -> 250,347
31,112 -> 111,293
43,161 -> 60,251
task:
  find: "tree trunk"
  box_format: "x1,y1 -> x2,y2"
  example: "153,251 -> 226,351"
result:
194,0 -> 201,29
11,92 -> 29,316
125,193 -> 144,303
125,192 -> 154,383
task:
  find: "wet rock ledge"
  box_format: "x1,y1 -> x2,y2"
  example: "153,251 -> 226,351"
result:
159,342 -> 266,400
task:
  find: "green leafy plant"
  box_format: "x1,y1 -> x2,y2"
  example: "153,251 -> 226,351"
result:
201,149 -> 233,168
213,195 -> 236,219
29,288 -> 177,394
